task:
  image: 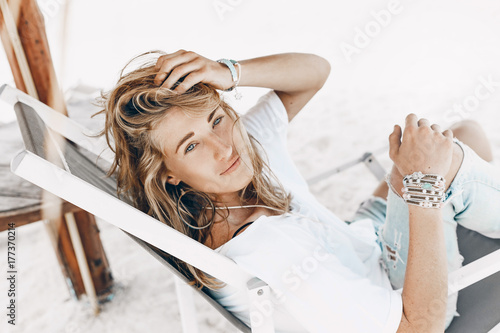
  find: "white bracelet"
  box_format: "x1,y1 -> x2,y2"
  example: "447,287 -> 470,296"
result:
216,58 -> 242,100
216,58 -> 238,90
402,172 -> 446,208
234,63 -> 242,100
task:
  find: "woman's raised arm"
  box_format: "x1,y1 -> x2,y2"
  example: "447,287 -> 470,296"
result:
237,53 -> 331,122
153,50 -> 331,122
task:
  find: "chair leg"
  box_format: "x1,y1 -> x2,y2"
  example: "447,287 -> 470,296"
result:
247,278 -> 275,333
362,152 -> 387,181
174,276 -> 199,333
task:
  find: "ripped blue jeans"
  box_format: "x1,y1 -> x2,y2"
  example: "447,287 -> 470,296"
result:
350,138 -> 500,328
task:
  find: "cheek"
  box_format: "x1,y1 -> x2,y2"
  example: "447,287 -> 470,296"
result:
234,145 -> 255,184
235,138 -> 253,168
241,156 -> 255,179
165,156 -> 196,183
183,155 -> 215,182
231,128 -> 248,153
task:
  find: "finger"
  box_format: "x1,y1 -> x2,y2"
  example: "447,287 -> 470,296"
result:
161,60 -> 202,89
443,129 -> 454,139
172,71 -> 204,94
155,54 -> 192,86
155,50 -> 184,70
417,118 -> 431,128
154,51 -> 197,86
430,124 -> 442,132
389,124 -> 402,160
405,113 -> 418,129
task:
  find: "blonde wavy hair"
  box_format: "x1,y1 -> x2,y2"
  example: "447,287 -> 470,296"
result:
94,51 -> 292,289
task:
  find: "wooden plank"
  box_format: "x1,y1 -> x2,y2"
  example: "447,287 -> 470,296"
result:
0,0 -> 27,93
44,210 -> 86,297
0,0 -> 113,304
0,0 -> 62,112
0,200 -> 81,231
73,210 -> 113,300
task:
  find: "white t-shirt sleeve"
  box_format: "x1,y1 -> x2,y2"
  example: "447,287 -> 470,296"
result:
241,90 -> 289,148
240,90 -> 311,193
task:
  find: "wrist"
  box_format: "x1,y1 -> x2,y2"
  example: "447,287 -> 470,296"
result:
402,172 -> 446,209
408,204 -> 443,214
216,58 -> 239,91
216,58 -> 242,99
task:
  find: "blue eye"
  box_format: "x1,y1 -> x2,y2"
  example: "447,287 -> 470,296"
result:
184,115 -> 224,154
213,116 -> 223,127
185,143 -> 196,153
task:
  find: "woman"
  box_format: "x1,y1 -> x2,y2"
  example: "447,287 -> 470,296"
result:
97,49 -> 500,332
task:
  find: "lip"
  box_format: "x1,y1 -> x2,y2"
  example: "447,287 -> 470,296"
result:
221,156 -> 241,175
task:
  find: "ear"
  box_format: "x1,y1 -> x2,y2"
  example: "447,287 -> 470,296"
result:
166,174 -> 181,186
163,164 -> 181,186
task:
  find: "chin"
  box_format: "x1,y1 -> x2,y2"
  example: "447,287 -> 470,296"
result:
229,173 -> 254,192
237,176 -> 255,192
221,170 -> 254,193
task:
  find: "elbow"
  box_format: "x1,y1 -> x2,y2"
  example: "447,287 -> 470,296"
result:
397,310 -> 447,333
311,54 -> 331,90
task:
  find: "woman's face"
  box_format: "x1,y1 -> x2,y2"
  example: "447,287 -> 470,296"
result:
153,105 -> 254,198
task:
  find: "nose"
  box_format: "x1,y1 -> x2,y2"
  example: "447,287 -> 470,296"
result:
209,133 -> 232,161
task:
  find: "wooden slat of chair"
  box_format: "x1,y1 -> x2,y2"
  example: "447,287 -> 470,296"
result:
0,0 -> 113,307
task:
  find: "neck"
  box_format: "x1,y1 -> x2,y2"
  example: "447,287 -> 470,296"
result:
210,191 -> 255,208
207,192 -> 259,225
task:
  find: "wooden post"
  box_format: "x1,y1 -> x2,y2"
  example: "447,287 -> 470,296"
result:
0,0 -> 113,307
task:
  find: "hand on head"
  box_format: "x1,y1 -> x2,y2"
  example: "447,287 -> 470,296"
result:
153,49 -> 235,93
389,113 -> 454,177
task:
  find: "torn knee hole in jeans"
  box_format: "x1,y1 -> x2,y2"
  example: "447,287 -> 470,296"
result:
385,245 -> 397,261
384,231 -> 405,269
384,244 -> 406,269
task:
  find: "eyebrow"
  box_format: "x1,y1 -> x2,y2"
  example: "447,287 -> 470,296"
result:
175,108 -> 219,154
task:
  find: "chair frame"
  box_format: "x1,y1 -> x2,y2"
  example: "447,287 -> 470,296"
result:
2,83 -> 500,333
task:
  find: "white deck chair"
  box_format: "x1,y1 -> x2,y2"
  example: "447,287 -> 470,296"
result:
2,83 -> 500,333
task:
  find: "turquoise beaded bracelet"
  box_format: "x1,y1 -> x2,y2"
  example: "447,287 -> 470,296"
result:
217,58 -> 239,92
402,172 -> 446,208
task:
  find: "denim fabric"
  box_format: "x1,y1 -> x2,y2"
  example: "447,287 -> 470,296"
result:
350,138 -> 500,328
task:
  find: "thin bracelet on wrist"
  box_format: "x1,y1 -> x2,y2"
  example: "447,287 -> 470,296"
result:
216,58 -> 242,99
402,171 -> 446,209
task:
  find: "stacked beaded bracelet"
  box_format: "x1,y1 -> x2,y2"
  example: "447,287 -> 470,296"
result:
216,58 -> 242,99
402,171 -> 446,208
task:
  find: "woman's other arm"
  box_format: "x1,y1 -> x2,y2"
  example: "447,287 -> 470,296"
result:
154,50 -> 331,122
389,114 -> 453,333
237,53 -> 331,122
396,206 -> 448,332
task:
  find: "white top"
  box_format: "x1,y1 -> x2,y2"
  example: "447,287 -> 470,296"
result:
209,91 -> 403,333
